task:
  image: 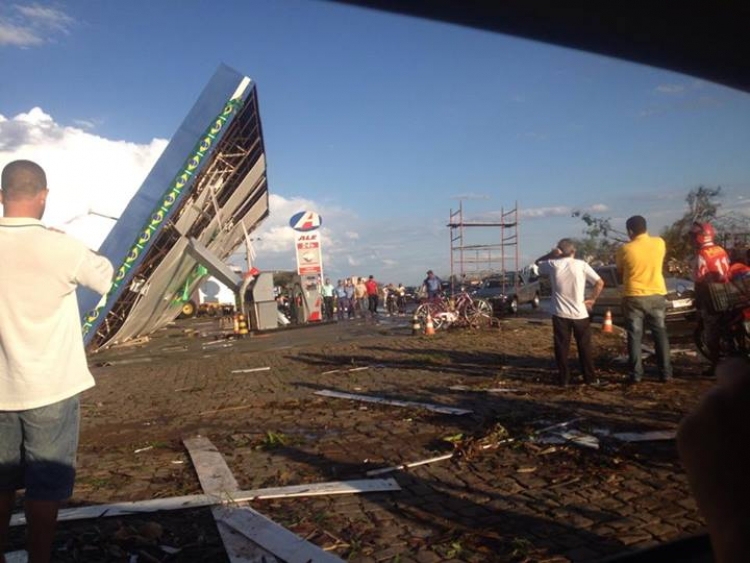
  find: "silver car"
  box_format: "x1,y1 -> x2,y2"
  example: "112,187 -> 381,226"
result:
588,265 -> 695,322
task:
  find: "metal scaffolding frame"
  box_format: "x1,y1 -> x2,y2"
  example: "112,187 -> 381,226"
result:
448,201 -> 519,292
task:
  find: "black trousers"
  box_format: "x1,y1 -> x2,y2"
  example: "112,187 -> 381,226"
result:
368,294 -> 379,315
552,315 -> 596,385
323,296 -> 334,320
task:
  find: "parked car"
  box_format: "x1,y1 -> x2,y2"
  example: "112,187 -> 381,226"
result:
403,286 -> 419,302
473,271 -> 541,315
588,265 -> 696,322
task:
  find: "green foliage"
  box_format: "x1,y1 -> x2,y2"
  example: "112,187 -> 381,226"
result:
260,431 -> 288,449
570,210 -> 627,264
571,211 -> 628,242
574,186 -> 749,271
446,541 -> 464,558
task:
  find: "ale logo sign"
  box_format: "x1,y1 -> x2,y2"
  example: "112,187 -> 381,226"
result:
289,211 -> 322,232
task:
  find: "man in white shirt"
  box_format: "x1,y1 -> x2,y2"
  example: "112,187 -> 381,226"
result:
320,278 -> 335,321
536,239 -> 604,386
0,160 -> 114,563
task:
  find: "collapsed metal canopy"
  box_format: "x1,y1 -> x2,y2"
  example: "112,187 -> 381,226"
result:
78,64 -> 269,351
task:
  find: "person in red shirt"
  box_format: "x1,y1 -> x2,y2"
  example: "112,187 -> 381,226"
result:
690,222 -> 731,372
365,275 -> 379,318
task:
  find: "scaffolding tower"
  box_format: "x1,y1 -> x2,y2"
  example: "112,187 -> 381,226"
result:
448,201 -> 519,291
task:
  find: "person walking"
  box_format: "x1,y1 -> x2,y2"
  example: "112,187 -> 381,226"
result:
536,239 -> 604,386
689,222 -> 731,374
616,215 -> 672,383
0,160 -> 114,563
396,283 -> 407,315
345,279 -> 356,319
320,277 -> 335,321
365,275 -> 379,318
422,270 -> 442,300
354,277 -> 368,318
334,279 -> 348,321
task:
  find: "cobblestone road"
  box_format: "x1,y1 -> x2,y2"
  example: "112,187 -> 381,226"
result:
10,315 -> 712,562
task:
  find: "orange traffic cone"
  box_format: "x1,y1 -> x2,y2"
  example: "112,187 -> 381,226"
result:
411,313 -> 422,336
237,314 -> 249,336
602,309 -> 613,333
424,312 -> 435,336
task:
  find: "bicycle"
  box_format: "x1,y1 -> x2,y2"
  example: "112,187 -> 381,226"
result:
414,291 -> 492,330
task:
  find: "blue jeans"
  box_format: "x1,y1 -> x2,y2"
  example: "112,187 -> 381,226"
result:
0,395 -> 80,501
623,295 -> 672,381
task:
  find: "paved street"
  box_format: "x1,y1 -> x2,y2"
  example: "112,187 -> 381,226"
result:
8,312 -> 711,562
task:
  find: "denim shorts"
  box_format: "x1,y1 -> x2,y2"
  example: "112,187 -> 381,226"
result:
0,395 -> 80,501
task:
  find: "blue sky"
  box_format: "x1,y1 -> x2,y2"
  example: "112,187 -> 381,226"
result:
2,1 -> 749,285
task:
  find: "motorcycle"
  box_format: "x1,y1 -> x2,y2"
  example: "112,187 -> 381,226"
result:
386,290 -> 399,316
694,274 -> 750,361
694,305 -> 750,361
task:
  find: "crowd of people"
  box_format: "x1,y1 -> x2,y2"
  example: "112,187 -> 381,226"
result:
319,275 -> 410,320
536,214 -> 749,387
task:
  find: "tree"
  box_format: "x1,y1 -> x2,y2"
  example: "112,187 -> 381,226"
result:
570,210 -> 628,264
574,186 -> 750,271
661,186 -> 750,273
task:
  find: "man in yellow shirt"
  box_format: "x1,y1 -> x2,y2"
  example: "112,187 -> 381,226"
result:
616,215 -> 672,383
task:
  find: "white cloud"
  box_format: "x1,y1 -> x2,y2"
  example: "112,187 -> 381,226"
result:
588,203 -> 609,213
16,4 -> 74,32
248,194 -> 370,276
0,107 -> 167,248
0,107 -> 424,281
451,192 -> 489,201
0,21 -> 42,46
520,206 -> 570,219
0,107 -> 473,285
0,3 -> 74,47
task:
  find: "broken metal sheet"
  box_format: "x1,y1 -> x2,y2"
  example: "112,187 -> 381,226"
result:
535,418 -> 586,435
536,429 -> 600,450
612,430 -> 676,442
217,507 -> 343,563
80,65 -> 270,352
184,436 -> 278,563
9,479 -> 400,527
100,357 -> 154,366
314,389 -> 472,415
449,385 -> 520,393
237,479 -> 401,499
365,453 -> 455,476
321,366 -> 370,375
204,339 -> 234,347
204,342 -> 234,349
184,436 -> 344,563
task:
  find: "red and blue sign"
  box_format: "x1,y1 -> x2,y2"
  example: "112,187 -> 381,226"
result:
289,211 -> 322,232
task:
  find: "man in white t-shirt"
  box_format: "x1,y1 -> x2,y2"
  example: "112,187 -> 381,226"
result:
536,238 -> 604,386
0,160 -> 114,562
